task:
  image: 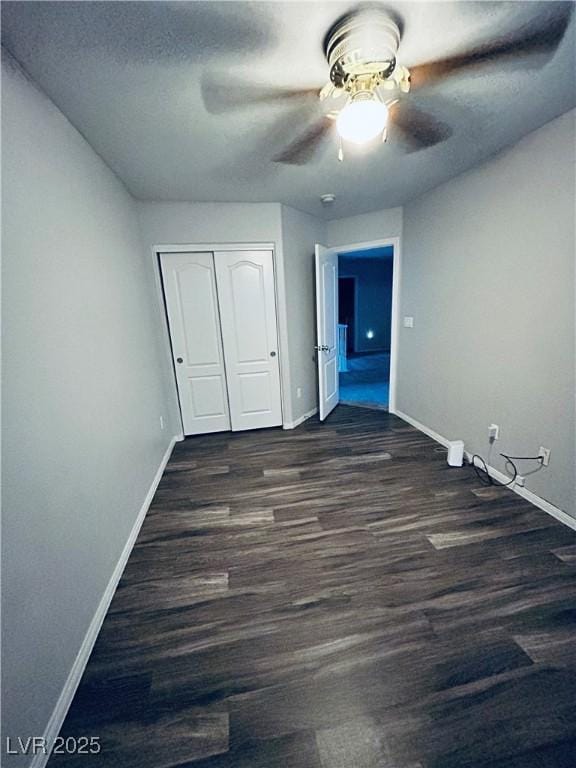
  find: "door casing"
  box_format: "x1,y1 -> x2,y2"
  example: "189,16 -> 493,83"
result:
320,236 -> 401,415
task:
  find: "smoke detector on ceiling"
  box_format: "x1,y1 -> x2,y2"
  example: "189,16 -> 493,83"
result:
321,193 -> 336,205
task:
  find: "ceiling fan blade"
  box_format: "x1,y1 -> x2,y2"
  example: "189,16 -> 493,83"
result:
273,116 -> 334,165
390,102 -> 452,151
409,4 -> 574,88
201,73 -> 320,114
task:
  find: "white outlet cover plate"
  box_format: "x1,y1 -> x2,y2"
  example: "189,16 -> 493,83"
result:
539,447 -> 551,466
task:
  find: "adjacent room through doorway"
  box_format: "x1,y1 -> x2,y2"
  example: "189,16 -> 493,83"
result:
338,245 -> 393,409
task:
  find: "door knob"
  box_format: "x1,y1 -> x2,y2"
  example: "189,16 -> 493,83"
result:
270,351 -> 277,357
314,345 -> 330,352
176,357 -> 183,364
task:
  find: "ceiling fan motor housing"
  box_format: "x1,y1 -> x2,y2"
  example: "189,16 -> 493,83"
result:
324,8 -> 401,88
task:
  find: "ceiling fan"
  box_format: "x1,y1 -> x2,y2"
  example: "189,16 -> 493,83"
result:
201,3 -> 573,165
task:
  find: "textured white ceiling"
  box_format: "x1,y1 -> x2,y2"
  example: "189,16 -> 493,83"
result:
2,1 -> 575,219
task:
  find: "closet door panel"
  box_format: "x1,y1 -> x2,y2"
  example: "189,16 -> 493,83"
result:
189,376 -> 229,419
214,251 -> 283,431
238,372 -> 273,414
160,252 -> 231,435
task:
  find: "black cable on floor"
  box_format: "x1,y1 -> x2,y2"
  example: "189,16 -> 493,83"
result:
469,452 -> 543,488
470,454 -> 494,485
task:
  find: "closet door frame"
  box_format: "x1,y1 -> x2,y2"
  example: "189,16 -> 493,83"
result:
155,243 -> 287,436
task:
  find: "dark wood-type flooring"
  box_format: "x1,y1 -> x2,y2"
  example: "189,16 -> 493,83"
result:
51,406 -> 576,768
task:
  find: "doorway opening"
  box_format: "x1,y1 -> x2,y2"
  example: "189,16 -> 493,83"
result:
337,245 -> 393,410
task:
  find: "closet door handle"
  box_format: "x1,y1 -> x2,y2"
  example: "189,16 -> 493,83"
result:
270,351 -> 277,357
176,357 -> 183,364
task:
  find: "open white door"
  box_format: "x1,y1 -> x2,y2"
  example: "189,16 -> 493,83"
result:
315,244 -> 339,421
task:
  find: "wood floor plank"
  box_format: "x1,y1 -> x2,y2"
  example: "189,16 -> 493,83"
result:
49,406 -> 576,767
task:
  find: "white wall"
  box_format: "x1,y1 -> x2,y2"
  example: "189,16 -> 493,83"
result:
398,110 -> 576,517
327,206 -> 403,247
1,54 -> 177,765
280,205 -> 326,422
136,201 -> 284,247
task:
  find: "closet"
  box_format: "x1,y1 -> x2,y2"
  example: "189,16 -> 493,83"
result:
160,249 -> 283,435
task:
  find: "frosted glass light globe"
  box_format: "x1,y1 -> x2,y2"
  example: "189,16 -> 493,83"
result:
337,98 -> 388,144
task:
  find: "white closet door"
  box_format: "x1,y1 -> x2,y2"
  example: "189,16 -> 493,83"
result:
214,250 -> 283,431
160,252 -> 231,435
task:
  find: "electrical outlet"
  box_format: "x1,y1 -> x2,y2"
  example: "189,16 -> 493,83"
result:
297,387 -> 302,399
539,446 -> 551,466
403,316 -> 414,328
488,424 -> 499,441
160,416 -> 165,430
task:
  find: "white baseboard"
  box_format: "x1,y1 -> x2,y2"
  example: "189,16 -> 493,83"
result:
283,406 -> 318,430
394,409 -> 576,533
394,409 -> 453,449
462,450 -> 576,532
31,434 -> 179,768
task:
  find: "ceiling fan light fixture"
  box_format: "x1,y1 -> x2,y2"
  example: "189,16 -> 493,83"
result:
336,93 -> 388,145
